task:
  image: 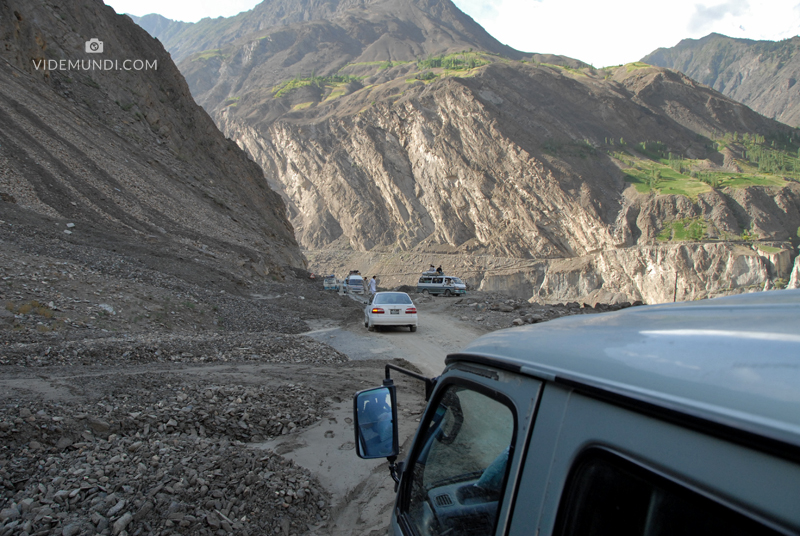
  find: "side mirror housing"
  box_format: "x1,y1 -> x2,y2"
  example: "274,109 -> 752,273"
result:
353,384 -> 399,459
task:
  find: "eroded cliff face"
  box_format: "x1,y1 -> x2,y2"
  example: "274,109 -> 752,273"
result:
218,79 -> 623,259
214,62 -> 800,301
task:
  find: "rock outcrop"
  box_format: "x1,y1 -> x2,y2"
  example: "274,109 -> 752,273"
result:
789,254 -> 800,289
0,0 -> 304,288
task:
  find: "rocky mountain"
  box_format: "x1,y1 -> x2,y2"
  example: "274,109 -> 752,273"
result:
643,33 -> 800,127
130,0 -> 525,65
135,0 -> 800,303
0,0 -> 305,290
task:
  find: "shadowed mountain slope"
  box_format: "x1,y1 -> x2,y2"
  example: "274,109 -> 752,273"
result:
0,0 -> 304,290
643,33 -> 800,127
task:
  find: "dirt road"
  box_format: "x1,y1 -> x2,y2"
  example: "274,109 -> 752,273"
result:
266,295 -> 489,534
305,295 -> 489,377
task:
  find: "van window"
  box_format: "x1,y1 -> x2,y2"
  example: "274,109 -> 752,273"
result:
419,277 -> 432,284
432,277 -> 443,284
556,450 -> 782,536
402,385 -> 515,535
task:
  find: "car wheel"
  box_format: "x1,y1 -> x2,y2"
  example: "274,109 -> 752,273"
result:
410,325 -> 417,332
368,322 -> 375,332
364,317 -> 369,328
444,289 -> 452,297
422,290 -> 429,295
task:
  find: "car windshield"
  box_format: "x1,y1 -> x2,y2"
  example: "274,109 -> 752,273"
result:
451,277 -> 463,284
373,293 -> 413,305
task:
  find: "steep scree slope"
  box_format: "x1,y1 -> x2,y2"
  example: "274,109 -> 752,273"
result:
0,0 -> 304,289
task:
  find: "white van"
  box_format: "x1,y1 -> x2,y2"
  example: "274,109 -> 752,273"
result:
344,273 -> 365,294
353,289 -> 800,536
416,275 -> 466,296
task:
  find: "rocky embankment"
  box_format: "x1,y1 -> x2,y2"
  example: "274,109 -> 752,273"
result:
0,220 -> 381,536
0,368 -> 336,536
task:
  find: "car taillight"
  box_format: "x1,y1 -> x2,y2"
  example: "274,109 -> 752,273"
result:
406,308 -> 417,314
371,308 -> 384,314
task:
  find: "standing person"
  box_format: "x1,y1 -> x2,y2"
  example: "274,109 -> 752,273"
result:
369,275 -> 377,297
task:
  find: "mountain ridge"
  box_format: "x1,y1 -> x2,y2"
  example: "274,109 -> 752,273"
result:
130,0 -> 526,65
643,32 -> 800,127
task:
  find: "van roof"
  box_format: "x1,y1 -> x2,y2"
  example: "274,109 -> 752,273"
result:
450,289 -> 800,452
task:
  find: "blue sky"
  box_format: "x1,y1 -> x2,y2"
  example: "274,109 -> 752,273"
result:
105,0 -> 800,67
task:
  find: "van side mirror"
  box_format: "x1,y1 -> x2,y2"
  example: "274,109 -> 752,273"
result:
353,384 -> 399,459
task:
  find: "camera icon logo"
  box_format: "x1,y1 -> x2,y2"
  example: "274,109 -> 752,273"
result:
85,38 -> 103,54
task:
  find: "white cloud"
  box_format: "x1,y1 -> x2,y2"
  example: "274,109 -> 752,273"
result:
688,0 -> 750,33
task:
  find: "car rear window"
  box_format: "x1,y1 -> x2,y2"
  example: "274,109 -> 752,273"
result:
556,450 -> 783,536
374,294 -> 412,305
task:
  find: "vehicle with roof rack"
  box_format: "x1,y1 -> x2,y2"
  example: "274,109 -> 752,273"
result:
416,273 -> 466,296
343,270 -> 365,294
322,274 -> 339,291
352,289 -> 800,536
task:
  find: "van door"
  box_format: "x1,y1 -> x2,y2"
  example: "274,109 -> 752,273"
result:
393,366 -> 543,535
508,384 -> 800,535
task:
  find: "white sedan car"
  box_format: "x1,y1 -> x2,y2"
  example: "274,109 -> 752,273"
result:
364,292 -> 418,332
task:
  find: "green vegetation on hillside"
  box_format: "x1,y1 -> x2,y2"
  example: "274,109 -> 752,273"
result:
657,217 -> 707,241
756,243 -> 783,254
192,49 -> 227,61
272,74 -> 360,99
713,131 -> 800,176
612,132 -> 798,197
536,63 -> 591,77
417,51 -> 489,71
342,60 -> 412,69
624,62 -> 650,72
